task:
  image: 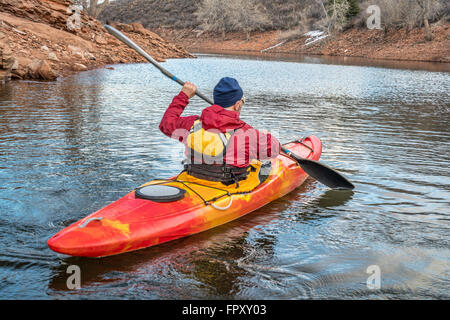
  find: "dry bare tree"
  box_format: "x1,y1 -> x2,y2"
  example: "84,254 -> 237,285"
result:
73,0 -> 111,18
358,0 -> 445,40
196,0 -> 270,39
195,0 -> 232,39
229,0 -> 271,40
416,0 -> 433,41
315,0 -> 350,33
330,0 -> 350,32
315,0 -> 331,34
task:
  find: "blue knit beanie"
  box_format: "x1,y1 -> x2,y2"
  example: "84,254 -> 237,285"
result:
213,77 -> 244,108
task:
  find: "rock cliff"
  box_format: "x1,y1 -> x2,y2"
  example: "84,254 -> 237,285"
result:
0,0 -> 193,82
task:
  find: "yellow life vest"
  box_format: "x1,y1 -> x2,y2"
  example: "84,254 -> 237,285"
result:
185,119 -> 235,164
184,119 -> 255,187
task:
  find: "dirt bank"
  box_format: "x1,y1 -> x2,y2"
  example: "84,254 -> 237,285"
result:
0,0 -> 193,83
156,22 -> 450,63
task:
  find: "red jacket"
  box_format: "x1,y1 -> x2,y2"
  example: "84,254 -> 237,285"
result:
159,91 -> 280,167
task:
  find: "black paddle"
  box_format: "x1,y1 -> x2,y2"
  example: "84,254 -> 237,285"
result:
104,24 -> 355,190
281,147 -> 354,190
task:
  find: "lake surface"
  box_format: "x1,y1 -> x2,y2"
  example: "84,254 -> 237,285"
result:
0,54 -> 449,299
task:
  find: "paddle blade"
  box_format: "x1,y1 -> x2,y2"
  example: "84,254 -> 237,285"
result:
297,157 -> 355,190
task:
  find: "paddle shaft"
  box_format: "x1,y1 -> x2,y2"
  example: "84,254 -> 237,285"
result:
281,146 -> 316,168
104,24 -> 214,105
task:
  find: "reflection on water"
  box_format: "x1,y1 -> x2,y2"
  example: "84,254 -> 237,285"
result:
196,51 -> 450,73
0,54 -> 449,299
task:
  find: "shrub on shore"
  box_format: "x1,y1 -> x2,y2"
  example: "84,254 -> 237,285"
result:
357,0 -> 447,29
99,0 -> 449,39
195,0 -> 271,39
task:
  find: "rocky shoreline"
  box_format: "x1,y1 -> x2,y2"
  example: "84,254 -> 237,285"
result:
1,0 -> 448,85
0,0 -> 193,83
156,22 -> 450,64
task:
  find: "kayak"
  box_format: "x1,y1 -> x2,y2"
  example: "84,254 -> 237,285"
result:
48,135 -> 322,257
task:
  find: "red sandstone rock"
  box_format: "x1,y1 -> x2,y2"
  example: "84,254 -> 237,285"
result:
71,63 -> 87,71
27,59 -> 58,80
0,0 -> 193,82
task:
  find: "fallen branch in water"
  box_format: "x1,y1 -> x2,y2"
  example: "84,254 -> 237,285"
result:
260,40 -> 286,53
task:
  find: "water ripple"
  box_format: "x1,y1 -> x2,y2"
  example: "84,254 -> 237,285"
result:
0,55 -> 449,299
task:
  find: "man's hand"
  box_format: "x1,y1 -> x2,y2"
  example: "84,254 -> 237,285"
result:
181,82 -> 197,99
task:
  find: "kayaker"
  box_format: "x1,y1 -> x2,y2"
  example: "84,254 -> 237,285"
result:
159,77 -> 280,186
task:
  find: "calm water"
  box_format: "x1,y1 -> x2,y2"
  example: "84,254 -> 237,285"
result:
0,54 -> 449,299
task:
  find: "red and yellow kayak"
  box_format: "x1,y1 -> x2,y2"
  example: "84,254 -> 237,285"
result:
48,136 -> 322,257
